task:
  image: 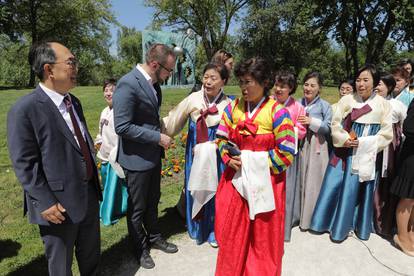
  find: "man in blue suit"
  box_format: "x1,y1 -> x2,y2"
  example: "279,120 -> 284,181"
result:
113,43 -> 178,269
7,42 -> 101,275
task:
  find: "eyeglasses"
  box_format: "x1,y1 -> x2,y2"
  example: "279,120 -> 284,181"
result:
51,58 -> 79,68
238,79 -> 255,87
158,62 -> 174,73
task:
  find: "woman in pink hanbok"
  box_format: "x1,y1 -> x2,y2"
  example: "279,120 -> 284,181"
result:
272,71 -> 306,241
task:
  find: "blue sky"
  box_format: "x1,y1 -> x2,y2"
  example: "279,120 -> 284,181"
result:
109,0 -> 155,55
109,0 -> 241,56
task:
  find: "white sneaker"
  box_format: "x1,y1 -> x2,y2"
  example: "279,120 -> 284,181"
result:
209,241 -> 218,248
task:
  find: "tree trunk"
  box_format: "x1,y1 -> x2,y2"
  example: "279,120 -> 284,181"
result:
351,1 -> 362,77
28,0 -> 38,87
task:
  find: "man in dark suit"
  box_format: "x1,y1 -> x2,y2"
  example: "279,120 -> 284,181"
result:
7,42 -> 101,276
113,43 -> 178,269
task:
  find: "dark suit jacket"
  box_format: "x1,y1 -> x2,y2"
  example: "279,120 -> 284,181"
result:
113,67 -> 164,171
7,86 -> 101,225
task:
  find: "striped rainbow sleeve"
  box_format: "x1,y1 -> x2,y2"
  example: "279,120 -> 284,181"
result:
216,102 -> 234,165
268,103 -> 295,174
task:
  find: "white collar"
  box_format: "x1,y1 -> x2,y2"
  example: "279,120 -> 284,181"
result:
356,91 -> 376,103
39,82 -> 67,107
247,97 -> 266,118
204,88 -> 224,107
136,64 -> 153,83
284,96 -> 293,106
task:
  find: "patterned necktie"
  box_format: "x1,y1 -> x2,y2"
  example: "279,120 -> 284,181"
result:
64,95 -> 94,180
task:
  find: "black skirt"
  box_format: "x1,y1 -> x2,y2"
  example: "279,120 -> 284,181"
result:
391,140 -> 414,199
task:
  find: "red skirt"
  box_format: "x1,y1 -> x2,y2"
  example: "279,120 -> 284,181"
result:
215,166 -> 286,276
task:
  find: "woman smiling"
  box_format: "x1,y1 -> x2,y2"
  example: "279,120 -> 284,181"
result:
297,71 -> 332,231
310,64 -> 393,242
162,63 -> 233,247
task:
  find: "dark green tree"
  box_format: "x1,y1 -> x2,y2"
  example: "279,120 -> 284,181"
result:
239,1 -> 326,75
0,0 -> 116,87
145,0 -> 248,60
313,0 -> 414,77
109,26 -> 143,78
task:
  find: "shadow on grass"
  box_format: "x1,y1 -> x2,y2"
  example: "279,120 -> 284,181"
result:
0,239 -> 21,262
7,255 -> 48,276
101,206 -> 186,275
0,86 -> 32,91
8,206 -> 186,275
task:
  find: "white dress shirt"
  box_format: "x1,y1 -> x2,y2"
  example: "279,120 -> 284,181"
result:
136,64 -> 158,102
39,82 -> 87,147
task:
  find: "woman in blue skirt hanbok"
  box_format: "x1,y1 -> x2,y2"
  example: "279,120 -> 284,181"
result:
310,65 -> 393,241
162,63 -> 233,247
95,79 -> 128,225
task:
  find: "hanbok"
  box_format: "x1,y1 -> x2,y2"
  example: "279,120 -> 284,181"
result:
95,106 -> 128,226
394,86 -> 414,107
310,93 -> 393,241
162,89 -> 232,244
215,97 -> 295,276
283,96 -> 307,241
298,96 -> 332,229
374,98 -> 406,236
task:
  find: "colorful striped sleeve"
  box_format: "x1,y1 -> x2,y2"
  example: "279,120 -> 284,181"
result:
269,103 -> 295,174
216,102 -> 234,165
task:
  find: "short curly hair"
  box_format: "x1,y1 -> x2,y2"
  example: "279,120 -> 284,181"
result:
234,57 -> 273,96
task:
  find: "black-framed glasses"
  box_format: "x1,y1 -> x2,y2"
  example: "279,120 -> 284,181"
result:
158,62 -> 174,73
51,58 -> 79,68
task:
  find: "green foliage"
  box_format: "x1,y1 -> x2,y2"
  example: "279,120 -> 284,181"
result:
0,0 -> 116,87
145,0 -> 248,59
312,0 -> 414,76
239,1 -> 325,75
0,35 -> 30,87
117,26 -> 142,65
105,26 -> 144,80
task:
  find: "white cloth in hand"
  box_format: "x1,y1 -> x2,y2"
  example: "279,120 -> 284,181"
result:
188,142 -> 218,219
232,150 -> 274,220
351,136 -> 378,182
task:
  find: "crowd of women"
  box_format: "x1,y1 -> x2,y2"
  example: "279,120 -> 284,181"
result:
95,51 -> 414,275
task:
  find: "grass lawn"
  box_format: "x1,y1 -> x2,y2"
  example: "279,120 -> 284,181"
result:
0,85 -> 339,275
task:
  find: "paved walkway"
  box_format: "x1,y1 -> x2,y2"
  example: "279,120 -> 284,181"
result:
116,228 -> 414,276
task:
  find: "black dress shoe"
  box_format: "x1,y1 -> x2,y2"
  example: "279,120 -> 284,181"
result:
139,250 -> 155,269
151,239 -> 178,253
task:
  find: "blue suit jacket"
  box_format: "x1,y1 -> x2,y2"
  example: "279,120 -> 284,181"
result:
113,67 -> 163,171
7,86 -> 101,225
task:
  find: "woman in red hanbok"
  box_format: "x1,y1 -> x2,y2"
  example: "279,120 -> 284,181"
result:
214,58 -> 295,276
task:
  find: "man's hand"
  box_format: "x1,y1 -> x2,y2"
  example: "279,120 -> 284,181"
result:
159,133 -> 172,149
228,155 -> 242,171
41,203 -> 66,224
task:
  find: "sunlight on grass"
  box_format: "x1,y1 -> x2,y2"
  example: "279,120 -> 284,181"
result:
0,85 -> 339,275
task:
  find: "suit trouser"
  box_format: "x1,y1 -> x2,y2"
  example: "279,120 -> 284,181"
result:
39,184 -> 100,276
125,162 -> 162,254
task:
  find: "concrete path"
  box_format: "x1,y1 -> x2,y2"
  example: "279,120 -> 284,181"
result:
116,228 -> 414,276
